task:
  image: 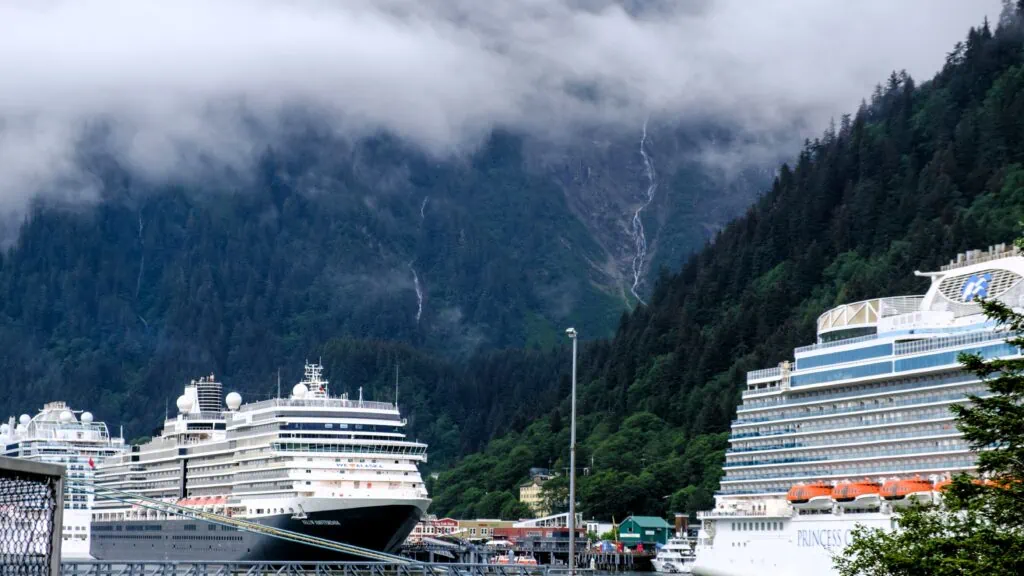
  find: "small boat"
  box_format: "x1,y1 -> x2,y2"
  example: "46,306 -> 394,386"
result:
652,538 -> 695,574
494,552 -> 538,566
832,479 -> 882,509
787,481 -> 833,510
881,477 -> 934,507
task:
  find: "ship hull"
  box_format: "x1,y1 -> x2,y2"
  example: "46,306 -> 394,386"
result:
693,513 -> 892,576
90,504 -> 424,561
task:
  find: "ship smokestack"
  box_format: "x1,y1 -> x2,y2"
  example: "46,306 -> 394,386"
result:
196,375 -> 223,413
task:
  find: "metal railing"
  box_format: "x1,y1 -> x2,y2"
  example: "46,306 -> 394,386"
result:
795,332 -> 882,355
728,426 -> 959,454
893,330 -> 1011,355
729,409 -> 958,440
239,398 -> 398,413
738,372 -> 977,412
734,388 -> 988,425
746,367 -> 782,382
724,439 -> 971,469
60,562 -> 586,576
720,454 -> 976,483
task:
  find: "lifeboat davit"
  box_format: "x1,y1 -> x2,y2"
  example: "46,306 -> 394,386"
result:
832,479 -> 882,509
881,477 -> 934,507
787,482 -> 833,510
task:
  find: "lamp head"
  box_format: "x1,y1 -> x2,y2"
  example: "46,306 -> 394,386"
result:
565,327 -> 577,339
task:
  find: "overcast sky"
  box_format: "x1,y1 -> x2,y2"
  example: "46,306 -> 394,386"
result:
0,0 -> 1004,211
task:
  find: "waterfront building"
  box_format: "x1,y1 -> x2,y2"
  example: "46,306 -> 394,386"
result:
455,519 -> 514,539
618,516 -> 671,547
693,244 -> 1024,576
407,515 -> 459,542
584,519 -> 615,537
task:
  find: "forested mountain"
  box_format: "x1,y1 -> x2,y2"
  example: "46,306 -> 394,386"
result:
3,0 -> 1018,527
429,6 -> 1024,520
0,113 -> 771,442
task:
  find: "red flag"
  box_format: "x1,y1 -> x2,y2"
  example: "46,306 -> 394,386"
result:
88,457 -> 95,469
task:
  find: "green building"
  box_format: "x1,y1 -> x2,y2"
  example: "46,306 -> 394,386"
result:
618,515 -> 672,547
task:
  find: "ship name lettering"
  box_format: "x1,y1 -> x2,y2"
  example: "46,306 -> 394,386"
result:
796,528 -> 851,549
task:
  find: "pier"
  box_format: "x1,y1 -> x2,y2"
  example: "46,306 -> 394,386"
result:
60,561 -> 595,576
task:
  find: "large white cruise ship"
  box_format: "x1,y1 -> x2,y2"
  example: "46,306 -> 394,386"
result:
0,401 -> 128,558
90,362 -> 430,560
693,244 -> 1023,576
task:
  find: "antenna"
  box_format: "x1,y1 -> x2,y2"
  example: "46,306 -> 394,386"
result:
277,368 -> 281,399
395,361 -> 400,407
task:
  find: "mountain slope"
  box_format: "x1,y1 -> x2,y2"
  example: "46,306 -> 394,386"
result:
0,121 -> 769,440
430,10 -> 1024,519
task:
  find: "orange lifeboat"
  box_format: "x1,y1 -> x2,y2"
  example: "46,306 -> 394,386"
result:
881,477 -> 934,507
832,479 -> 882,509
787,482 -> 833,510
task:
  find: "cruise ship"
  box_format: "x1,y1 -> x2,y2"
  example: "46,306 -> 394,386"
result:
90,363 -> 430,560
0,401 -> 128,558
692,244 -> 1023,576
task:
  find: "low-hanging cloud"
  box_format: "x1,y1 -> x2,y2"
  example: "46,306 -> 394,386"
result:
0,0 -> 1002,212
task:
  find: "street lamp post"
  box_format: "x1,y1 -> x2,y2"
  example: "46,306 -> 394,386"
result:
564,327 -> 578,576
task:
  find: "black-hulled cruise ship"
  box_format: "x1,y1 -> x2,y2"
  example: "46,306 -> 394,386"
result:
90,363 -> 430,560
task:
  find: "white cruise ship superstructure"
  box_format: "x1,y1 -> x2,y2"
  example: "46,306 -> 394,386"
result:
0,402 -> 127,558
693,244 -> 1024,576
90,363 -> 430,561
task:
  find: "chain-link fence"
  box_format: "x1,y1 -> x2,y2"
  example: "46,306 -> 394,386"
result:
0,457 -> 63,576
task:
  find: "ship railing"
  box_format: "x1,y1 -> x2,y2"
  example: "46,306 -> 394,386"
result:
696,509 -> 775,518
738,372 -> 977,412
812,296 -> 926,342
795,332 -> 883,354
728,425 -> 958,453
724,439 -> 971,468
733,387 -> 988,425
170,411 -> 227,422
239,397 -> 397,413
720,454 -> 976,483
893,329 -> 1012,355
940,244 -> 1022,271
729,407 -> 960,439
746,366 -> 782,382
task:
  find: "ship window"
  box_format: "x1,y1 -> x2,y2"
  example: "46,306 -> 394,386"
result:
790,361 -> 892,387
796,343 -> 893,370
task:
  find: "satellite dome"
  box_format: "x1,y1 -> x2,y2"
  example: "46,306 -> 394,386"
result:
59,411 -> 74,424
292,383 -> 308,399
19,414 -> 30,426
81,412 -> 94,424
225,392 -> 242,411
0,424 -> 8,434
176,395 -> 193,413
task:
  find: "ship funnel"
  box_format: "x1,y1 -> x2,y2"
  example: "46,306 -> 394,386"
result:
195,375 -> 223,413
